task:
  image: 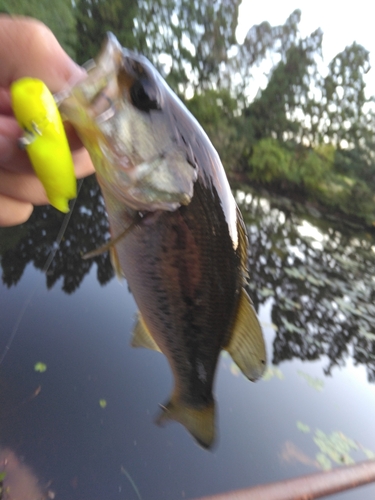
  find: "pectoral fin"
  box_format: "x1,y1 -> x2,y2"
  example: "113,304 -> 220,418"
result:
156,396 -> 216,450
109,246 -> 125,279
82,213 -> 142,261
131,313 -> 161,352
225,288 -> 266,381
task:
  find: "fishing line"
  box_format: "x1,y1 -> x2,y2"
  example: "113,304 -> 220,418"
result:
120,465 -> 143,500
0,179 -> 84,367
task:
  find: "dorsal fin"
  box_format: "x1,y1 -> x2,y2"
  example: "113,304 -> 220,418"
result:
225,288 -> 266,381
131,313 -> 161,352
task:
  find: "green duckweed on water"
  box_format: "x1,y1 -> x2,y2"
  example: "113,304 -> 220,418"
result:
262,365 -> 284,381
34,362 -> 47,373
296,422 -> 375,470
296,421 -> 311,433
297,371 -> 324,392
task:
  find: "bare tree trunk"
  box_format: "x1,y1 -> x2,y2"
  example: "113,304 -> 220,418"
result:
192,459 -> 375,500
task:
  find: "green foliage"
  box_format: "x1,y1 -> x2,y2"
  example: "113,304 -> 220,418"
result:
297,144 -> 334,191
184,89 -> 246,170
334,146 -> 375,186
243,14 -> 323,144
135,0 -> 241,91
323,43 -> 371,148
0,0 -> 77,57
245,136 -> 375,223
234,10 -> 302,99
74,0 -> 138,64
1,1 -> 374,223
235,12 -> 375,224
347,180 -> 375,218
73,0 -> 242,92
317,175 -> 375,222
248,139 -> 294,184
245,136 -> 333,193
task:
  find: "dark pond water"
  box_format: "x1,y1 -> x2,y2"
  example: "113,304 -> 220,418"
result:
0,175 -> 374,500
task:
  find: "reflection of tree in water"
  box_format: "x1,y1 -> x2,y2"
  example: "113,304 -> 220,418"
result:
1,180 -> 374,379
238,191 -> 375,382
0,175 -> 113,294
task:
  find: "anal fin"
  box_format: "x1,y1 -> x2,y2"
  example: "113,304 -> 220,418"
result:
225,288 -> 266,381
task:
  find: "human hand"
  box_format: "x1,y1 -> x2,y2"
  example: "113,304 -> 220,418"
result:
0,15 -> 95,226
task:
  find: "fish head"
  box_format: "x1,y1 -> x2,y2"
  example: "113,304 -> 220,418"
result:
60,33 -> 197,211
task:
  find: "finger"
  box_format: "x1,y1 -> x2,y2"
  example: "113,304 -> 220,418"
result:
0,193 -> 33,227
0,144 -> 95,177
0,115 -> 24,166
0,168 -> 49,205
0,15 -> 85,91
0,116 -> 95,177
0,149 -> 94,206
0,88 -> 12,115
71,147 -> 96,179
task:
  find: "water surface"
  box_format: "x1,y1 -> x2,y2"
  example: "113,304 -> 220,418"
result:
0,177 -> 374,499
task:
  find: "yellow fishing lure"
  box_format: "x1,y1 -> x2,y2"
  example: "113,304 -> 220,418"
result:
10,78 -> 77,213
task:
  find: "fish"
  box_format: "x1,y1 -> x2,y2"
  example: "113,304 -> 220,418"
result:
60,34 -> 266,449
10,78 -> 76,213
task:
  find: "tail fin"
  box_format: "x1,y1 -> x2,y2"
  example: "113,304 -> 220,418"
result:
155,396 -> 216,449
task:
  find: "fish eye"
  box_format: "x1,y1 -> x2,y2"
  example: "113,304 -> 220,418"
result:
130,78 -> 160,112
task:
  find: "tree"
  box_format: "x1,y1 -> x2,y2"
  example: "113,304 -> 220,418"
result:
321,43 -> 375,186
74,0 -> 139,64
74,0 -> 242,93
185,88 -> 246,170
323,43 -> 371,148
233,9 -> 302,99
134,0 -> 241,91
243,20 -> 324,146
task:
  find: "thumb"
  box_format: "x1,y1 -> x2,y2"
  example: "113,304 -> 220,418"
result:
0,15 -> 85,92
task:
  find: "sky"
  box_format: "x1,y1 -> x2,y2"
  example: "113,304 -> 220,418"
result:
236,0 -> 375,93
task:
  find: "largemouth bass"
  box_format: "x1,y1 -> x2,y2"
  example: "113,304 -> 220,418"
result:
60,34 -> 266,449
